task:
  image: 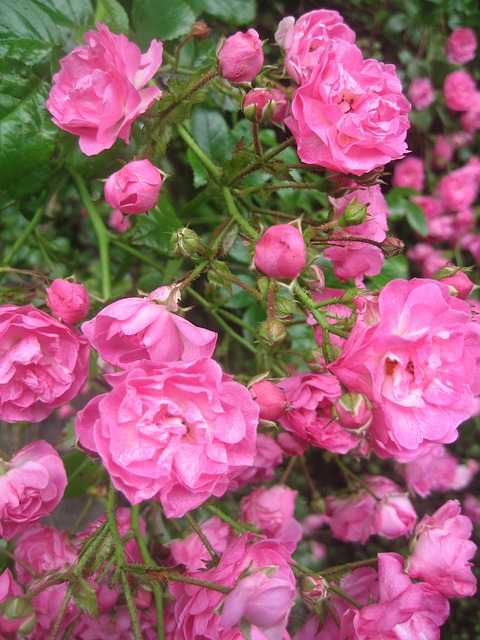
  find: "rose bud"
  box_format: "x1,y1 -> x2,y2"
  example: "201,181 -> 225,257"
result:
254,224 -> 307,280
46,278 -> 89,324
270,88 -> 290,123
104,159 -> 162,215
108,208 -> 131,233
333,393 -> 372,433
435,265 -> 475,299
218,29 -> 264,84
258,318 -> 287,345
250,380 -> 288,421
243,89 -> 276,123
191,20 -> 210,40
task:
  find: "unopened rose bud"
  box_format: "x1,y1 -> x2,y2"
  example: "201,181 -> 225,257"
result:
381,236 -> 404,258
336,196 -> 368,227
46,278 -> 90,324
218,29 -> 264,84
250,380 -> 288,421
299,575 -> 328,605
170,227 -> 202,257
435,266 -> 475,300
191,20 -> 210,40
334,393 -> 372,434
0,597 -> 36,637
254,224 -> 306,280
270,88 -> 290,123
258,318 -> 287,345
274,295 -> 294,320
104,160 -> 162,215
243,89 -> 276,123
108,208 -> 131,233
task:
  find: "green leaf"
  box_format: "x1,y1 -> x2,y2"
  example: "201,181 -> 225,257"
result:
201,0 -> 256,25
187,148 -> 208,188
73,578 -> 99,619
191,107 -> 231,162
97,0 -> 129,33
133,0 -> 195,44
63,450 -> 101,498
405,199 -> 427,236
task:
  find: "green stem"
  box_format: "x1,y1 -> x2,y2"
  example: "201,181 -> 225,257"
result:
106,483 -> 125,585
222,187 -> 259,240
327,583 -> 362,609
121,570 -> 142,640
293,284 -> 349,339
237,181 -> 318,198
160,67 -> 218,119
178,259 -> 209,291
49,583 -> 75,640
2,204 -> 45,267
177,123 -> 221,181
321,557 -> 378,577
185,513 -> 218,563
205,505 -> 252,534
167,572 -> 231,594
227,136 -> 295,185
70,170 -> 112,300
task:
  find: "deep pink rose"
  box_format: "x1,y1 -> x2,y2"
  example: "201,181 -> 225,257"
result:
75,358 -> 259,518
81,286 -> 217,368
254,224 -> 306,280
0,305 -> 90,423
0,441 -> 67,540
278,371 -> 362,454
329,279 -> 480,461
104,159 -> 162,214
285,39 -> 411,176
170,516 -> 233,571
444,70 -> 475,111
46,23 -> 162,155
46,278 -> 89,324
218,29 -> 264,83
275,10 -> 355,84
445,27 -> 478,64
392,156 -> 425,192
406,500 -> 477,597
235,433 -> 283,487
408,77 -> 435,111
250,380 -> 288,422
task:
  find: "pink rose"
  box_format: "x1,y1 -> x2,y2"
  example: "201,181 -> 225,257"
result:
461,91 -> 480,132
275,10 -> 356,84
218,29 -> 264,84
0,441 -> 67,540
432,135 -> 454,170
170,516 -> 233,571
285,39 -> 411,176
329,279 -> 480,460
406,243 -> 449,278
392,156 -> 425,192
408,77 -> 435,111
108,208 -> 131,233
278,371 -> 362,454
463,493 -> 480,525
445,27 -> 478,64
235,433 -> 283,487
436,165 -> 479,212
46,278 -> 89,324
270,88 -> 290,123
81,286 -> 217,368
241,485 -> 303,553
444,70 -> 476,111
0,305 -> 90,423
46,23 -> 162,156
104,159 -> 162,214
254,224 -> 306,280
250,380 -> 287,422
75,358 -> 259,518
406,500 -> 477,597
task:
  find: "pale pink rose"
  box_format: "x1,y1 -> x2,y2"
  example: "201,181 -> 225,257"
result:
270,88 -> 290,123
463,493 -> 480,525
241,485 -> 303,553
278,371 -> 362,454
254,224 -> 306,280
408,77 -> 435,111
218,29 -> 264,83
0,441 -> 67,540
392,156 -> 425,192
329,279 -> 480,461
104,159 -> 162,214
250,380 -> 288,421
235,433 -> 283,487
46,23 -> 162,156
243,89 -> 276,123
46,278 -> 89,324
406,500 -> 477,597
432,135 -> 454,170
0,305 -> 90,423
75,358 -> 259,518
81,286 -> 217,368
275,10 -> 356,84
108,208 -> 131,233
444,70 -> 476,111
170,516 -> 233,571
324,185 -> 388,282
169,534 -> 295,640
445,27 -> 478,64
326,475 -> 417,543
285,39 -> 411,176
461,90 -> 480,132
436,165 -> 479,212
346,553 -> 449,639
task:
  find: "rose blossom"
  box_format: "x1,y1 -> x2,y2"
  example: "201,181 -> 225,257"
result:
406,500 -> 477,598
461,90 -> 480,132
445,27 -> 478,64
104,159 -> 162,215
254,224 -> 306,280
436,165 -> 479,212
285,39 -> 411,176
275,10 -> 356,84
46,23 -> 163,156
329,279 -> 480,461
463,493 -> 480,525
0,304 -> 90,423
0,441 -> 67,540
235,433 -> 283,487
408,77 -> 435,111
75,358 -> 259,518
392,156 -> 425,192
81,286 -> 217,368
46,278 -> 89,324
444,70 -> 476,111
218,29 -> 264,83
170,516 -> 233,571
432,135 -> 454,170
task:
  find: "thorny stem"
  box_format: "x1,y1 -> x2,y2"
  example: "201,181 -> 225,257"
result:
236,181 -> 319,198
121,570 -> 142,640
205,504 -> 252,534
226,136 -> 295,185
293,284 -> 349,339
222,187 -> 259,240
327,583 -> 363,610
185,512 -> 219,563
159,67 -> 219,120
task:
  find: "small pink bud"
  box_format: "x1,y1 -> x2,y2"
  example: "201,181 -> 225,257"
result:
270,88 -> 290,123
254,224 -> 306,279
435,266 -> 475,299
46,278 -> 89,324
250,380 -> 288,421
104,159 -> 162,215
108,208 -> 131,233
334,393 -> 372,433
218,29 -> 264,84
243,88 -> 276,123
